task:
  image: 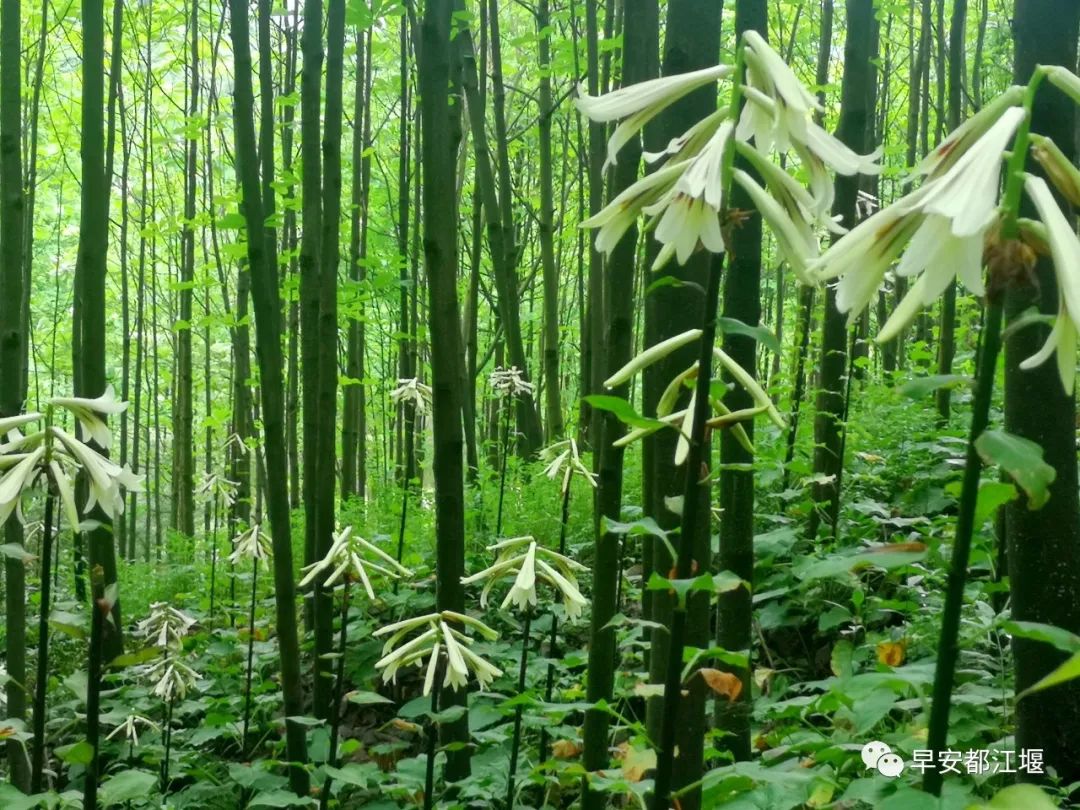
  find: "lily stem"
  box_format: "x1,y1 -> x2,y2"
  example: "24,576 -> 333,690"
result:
30,493 -> 55,793
506,608 -> 533,808
923,296 -> 1003,796
320,579 -> 351,809
496,399 -> 512,537
241,555 -> 259,756
539,483 -> 572,763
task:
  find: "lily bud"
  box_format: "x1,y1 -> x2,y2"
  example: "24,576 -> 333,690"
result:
1030,134 -> 1080,208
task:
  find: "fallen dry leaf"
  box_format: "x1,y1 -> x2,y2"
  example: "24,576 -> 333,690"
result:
700,668 -> 743,702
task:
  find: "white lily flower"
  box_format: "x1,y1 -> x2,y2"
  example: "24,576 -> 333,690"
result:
50,426 -> 142,519
137,602 -> 197,651
642,120 -> 733,268
732,168 -> 819,282
0,413 -> 42,441
49,384 -> 127,450
0,447 -> 45,525
228,522 -> 272,568
642,108 -> 729,166
739,30 -> 821,154
541,438 -> 597,493
574,63 -> 733,170
462,535 -> 590,621
373,611 -> 501,694
144,656 -> 199,702
919,106 -> 1024,237
49,459 -> 81,533
913,86 -> 1025,180
489,366 -> 535,399
106,714 -> 159,747
390,377 -> 433,415
877,213 -> 989,342
1020,175 -> 1080,394
581,160 -> 689,256
297,525 -> 410,597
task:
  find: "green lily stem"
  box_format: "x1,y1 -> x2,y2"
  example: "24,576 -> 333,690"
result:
924,68 -> 1043,797
651,249 -> 725,810
30,493 -> 55,793
924,297 -> 1003,795
506,609 -> 533,808
496,400 -> 512,538
84,565 -> 105,810
241,555 -> 259,756
161,694 -> 174,794
393,480 -> 408,595
423,655 -> 444,810
320,579 -> 351,810
539,482 -> 572,763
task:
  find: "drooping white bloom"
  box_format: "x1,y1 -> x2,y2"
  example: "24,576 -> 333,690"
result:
196,472 -> 239,509
489,366 -> 535,399
581,160 -> 690,256
136,602 -> 197,651
815,99 -> 1026,334
106,714 -> 159,747
143,656 -> 199,702
732,168 -> 819,282
739,30 -> 821,154
297,525 -> 411,599
228,522 -> 272,568
390,377 -> 433,415
912,86 -> 1025,180
1019,175 -> 1080,394
49,385 -> 128,450
642,120 -> 733,268
373,611 -> 502,694
575,64 -> 734,170
461,535 -> 590,621
540,438 -> 598,494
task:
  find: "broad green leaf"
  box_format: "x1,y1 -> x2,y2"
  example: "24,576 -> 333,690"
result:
248,789 -> 318,807
50,610 -> 88,639
898,374 -> 970,400
968,783 -> 1059,810
975,429 -> 1056,509
1002,620 -> 1080,653
346,690 -> 393,706
101,770 -> 157,806
56,740 -> 94,765
1016,650 -> 1080,700
717,317 -> 781,354
583,395 -> 668,432
323,763 -> 378,788
975,481 -> 1018,524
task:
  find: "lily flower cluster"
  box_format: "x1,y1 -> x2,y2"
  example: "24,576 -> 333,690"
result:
461,535 -> 590,621
0,386 -> 143,530
541,438 -> 598,493
228,522 -> 272,568
374,610 -> 502,695
489,366 -> 535,399
390,377 -> 433,416
136,602 -> 199,702
298,525 -> 411,598
196,472 -> 238,509
576,30 -> 880,273
604,328 -> 787,464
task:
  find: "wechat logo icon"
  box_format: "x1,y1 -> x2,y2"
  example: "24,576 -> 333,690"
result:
862,740 -> 905,778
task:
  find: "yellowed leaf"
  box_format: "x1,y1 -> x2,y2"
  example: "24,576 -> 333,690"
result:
551,739 -> 582,759
876,640 -> 907,667
700,668 -> 743,702
614,742 -> 656,782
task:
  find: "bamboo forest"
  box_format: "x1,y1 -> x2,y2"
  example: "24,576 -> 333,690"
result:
7,0 -> 1080,807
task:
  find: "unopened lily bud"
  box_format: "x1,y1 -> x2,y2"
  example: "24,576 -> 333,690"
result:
1030,134 -> 1080,208
1045,65 -> 1080,109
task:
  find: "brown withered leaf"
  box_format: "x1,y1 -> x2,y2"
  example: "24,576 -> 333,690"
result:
700,668 -> 743,702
